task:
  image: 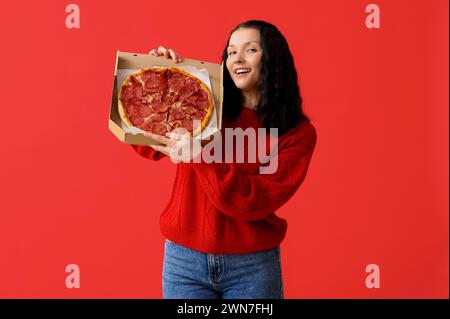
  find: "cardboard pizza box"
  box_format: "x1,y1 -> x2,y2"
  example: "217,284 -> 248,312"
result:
108,50 -> 223,146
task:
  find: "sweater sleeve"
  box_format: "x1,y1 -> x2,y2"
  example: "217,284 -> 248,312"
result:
190,122 -> 317,221
130,145 -> 166,161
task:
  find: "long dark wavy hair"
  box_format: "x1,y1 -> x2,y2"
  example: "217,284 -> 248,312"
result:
221,20 -> 310,135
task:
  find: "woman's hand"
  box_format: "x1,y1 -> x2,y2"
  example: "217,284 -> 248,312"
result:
149,46 -> 183,63
143,130 -> 202,163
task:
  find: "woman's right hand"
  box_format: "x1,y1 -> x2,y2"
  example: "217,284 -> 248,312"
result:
149,46 -> 183,63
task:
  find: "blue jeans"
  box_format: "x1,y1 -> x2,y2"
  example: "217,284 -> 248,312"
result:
162,239 -> 284,299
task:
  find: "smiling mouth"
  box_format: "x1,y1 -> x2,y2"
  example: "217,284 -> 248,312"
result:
234,68 -> 251,77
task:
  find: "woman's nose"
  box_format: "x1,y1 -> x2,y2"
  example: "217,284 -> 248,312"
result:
230,50 -> 245,63
232,54 -> 244,64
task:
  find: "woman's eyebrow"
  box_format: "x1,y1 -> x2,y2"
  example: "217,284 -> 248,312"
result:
228,41 -> 260,48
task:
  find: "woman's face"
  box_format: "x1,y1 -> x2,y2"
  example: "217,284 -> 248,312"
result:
226,27 -> 262,93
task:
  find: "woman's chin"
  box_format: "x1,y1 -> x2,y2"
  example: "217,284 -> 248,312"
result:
233,82 -> 252,91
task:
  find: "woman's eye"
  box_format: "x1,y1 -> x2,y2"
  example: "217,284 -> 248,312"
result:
228,51 -> 236,55
247,48 -> 257,53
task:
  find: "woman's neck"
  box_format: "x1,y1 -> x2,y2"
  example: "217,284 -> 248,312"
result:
242,89 -> 259,110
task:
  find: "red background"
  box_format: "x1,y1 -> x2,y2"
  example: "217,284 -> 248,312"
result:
0,0 -> 448,298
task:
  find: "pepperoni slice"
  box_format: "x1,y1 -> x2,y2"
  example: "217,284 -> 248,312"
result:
185,93 -> 199,105
140,69 -> 159,83
168,108 -> 186,121
151,102 -> 169,113
151,122 -> 168,135
122,87 -> 143,104
167,72 -> 186,91
144,79 -> 165,94
162,91 -> 178,105
189,110 -> 206,120
140,118 -> 154,131
129,75 -> 141,87
121,85 -> 134,101
184,78 -> 198,87
169,119 -> 198,133
196,98 -> 209,110
144,84 -> 159,94
149,92 -> 163,104
183,105 -> 197,116
178,83 -> 199,100
126,102 -> 151,117
129,115 -> 145,126
181,118 -> 193,131
135,103 -> 152,117
143,70 -> 167,95
125,102 -> 141,117
150,112 -> 167,122
197,89 -> 208,100
180,99 -> 191,107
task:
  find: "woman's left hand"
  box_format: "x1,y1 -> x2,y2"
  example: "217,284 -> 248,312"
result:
143,130 -> 202,163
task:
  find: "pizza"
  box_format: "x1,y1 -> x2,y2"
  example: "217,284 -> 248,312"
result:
118,67 -> 214,136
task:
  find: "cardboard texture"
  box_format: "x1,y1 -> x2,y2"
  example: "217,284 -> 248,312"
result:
108,51 -> 223,146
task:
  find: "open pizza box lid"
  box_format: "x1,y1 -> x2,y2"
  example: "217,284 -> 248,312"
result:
108,50 -> 223,146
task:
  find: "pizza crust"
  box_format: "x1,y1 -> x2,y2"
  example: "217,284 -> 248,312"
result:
118,67 -> 214,137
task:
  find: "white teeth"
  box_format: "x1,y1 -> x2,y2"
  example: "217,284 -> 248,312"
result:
235,68 -> 251,74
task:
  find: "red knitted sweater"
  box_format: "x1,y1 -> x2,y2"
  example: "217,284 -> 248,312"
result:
131,107 -> 317,254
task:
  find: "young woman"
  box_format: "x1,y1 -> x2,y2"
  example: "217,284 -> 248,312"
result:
131,20 -> 317,299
